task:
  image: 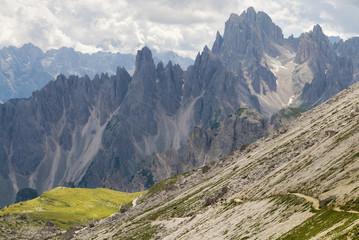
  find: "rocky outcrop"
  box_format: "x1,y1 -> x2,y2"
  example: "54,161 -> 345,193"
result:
184,46 -> 259,128
335,37 -> 359,84
133,108 -> 269,185
297,25 -> 353,108
79,47 -> 265,193
270,107 -> 305,130
212,7 -> 280,95
157,61 -> 183,116
211,8 -> 353,115
0,66 -> 131,206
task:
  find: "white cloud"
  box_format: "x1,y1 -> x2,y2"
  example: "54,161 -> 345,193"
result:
0,0 -> 358,58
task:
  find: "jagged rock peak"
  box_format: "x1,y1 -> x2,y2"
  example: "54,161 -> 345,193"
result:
197,46 -> 218,64
229,7 -> 257,23
157,61 -> 164,71
212,7 -> 283,73
212,31 -> 223,54
166,60 -> 173,68
135,47 -> 154,67
203,45 -> 211,53
309,24 -> 328,42
243,6 -> 257,22
313,24 -> 324,35
194,46 -> 215,64
133,47 -> 156,81
229,7 -> 283,40
215,30 -> 223,39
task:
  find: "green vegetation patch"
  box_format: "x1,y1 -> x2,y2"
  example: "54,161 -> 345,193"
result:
234,108 -> 248,117
282,108 -> 305,119
115,223 -> 159,240
278,209 -> 359,240
146,186 -> 206,220
146,175 -> 180,198
274,194 -> 311,208
0,187 -> 145,229
341,197 -> 359,212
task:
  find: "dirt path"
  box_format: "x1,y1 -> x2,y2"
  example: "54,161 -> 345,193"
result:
292,193 -> 320,210
293,193 -> 359,214
333,207 -> 359,214
132,196 -> 140,207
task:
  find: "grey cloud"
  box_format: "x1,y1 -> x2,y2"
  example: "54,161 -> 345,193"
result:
0,0 -> 358,59
343,0 -> 359,8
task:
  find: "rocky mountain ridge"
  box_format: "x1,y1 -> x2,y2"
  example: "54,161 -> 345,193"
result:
335,37 -> 359,84
212,8 -> 354,116
0,7 -> 356,209
71,76 -> 359,240
0,46 -> 267,207
0,44 -> 193,103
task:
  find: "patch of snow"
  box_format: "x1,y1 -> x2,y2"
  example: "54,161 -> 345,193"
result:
41,57 -> 55,68
283,48 -> 296,58
6,55 -> 12,62
287,95 -> 295,105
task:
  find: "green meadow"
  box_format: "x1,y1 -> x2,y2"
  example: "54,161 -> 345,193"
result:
0,187 -> 145,229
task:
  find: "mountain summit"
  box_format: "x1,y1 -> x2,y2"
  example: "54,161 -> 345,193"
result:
0,8 -> 356,208
213,7 -> 283,70
212,7 -> 353,116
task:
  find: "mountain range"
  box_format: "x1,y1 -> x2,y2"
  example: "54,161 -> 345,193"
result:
0,7 -> 358,208
3,37 -> 359,240
71,75 -> 359,239
0,44 -> 193,103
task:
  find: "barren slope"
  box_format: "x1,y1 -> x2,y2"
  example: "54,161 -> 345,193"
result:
70,80 -> 359,240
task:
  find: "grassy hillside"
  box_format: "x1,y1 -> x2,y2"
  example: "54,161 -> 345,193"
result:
0,187 -> 145,229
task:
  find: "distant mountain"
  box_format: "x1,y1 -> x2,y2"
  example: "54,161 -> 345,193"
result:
328,36 -> 342,44
152,50 -> 194,71
0,7 -> 355,208
0,44 -> 53,104
0,44 -> 193,103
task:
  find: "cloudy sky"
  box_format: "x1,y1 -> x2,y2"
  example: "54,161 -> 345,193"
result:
1,0 -> 358,58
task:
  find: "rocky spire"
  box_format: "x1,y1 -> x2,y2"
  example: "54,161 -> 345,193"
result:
131,47 -> 157,101
212,31 -> 223,54
297,24 -> 353,108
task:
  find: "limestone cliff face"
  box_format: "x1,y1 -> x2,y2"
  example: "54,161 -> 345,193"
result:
0,67 -> 131,206
183,46 -> 260,128
297,25 -> 353,108
0,8 -> 356,208
212,7 -> 280,95
335,37 -> 359,84
210,8 -> 354,117
0,44 -> 270,206
79,47 -> 266,193
131,108 -> 269,187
